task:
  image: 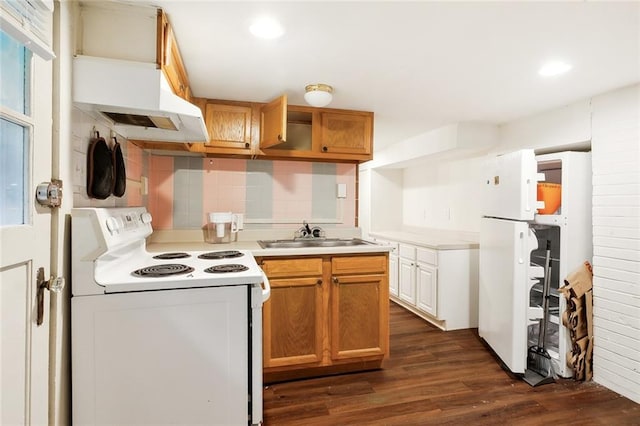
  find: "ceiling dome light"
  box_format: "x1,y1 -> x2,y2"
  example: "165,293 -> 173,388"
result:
539,61 -> 572,77
249,16 -> 284,39
304,84 -> 333,107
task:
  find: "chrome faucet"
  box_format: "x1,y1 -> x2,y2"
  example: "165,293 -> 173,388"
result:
295,220 -> 324,239
303,220 -> 312,236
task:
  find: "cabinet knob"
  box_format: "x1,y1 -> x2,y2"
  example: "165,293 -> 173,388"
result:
317,279 -> 323,285
277,134 -> 283,141
245,142 -> 250,148
322,146 -> 328,152
332,277 -> 339,284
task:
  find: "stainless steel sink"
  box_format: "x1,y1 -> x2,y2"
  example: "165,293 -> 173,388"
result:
257,238 -> 374,249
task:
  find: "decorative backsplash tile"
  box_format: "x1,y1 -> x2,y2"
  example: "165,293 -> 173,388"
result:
148,155 -> 356,230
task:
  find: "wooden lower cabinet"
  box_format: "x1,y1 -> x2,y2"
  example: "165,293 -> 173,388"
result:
331,274 -> 388,360
258,253 -> 389,383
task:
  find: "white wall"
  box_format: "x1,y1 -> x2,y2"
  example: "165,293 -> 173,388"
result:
396,96 -> 594,233
402,157 -> 485,232
497,99 -> 592,153
590,84 -> 640,404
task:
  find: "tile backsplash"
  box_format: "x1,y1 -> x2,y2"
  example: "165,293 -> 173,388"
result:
146,155 -> 356,230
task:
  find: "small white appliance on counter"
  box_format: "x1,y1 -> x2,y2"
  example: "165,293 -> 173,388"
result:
478,149 -> 591,377
71,207 -> 270,425
206,211 -> 243,243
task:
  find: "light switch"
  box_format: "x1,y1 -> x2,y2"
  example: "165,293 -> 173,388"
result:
337,183 -> 347,198
140,176 -> 149,195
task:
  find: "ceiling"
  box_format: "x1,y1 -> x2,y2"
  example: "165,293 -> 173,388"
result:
150,1 -> 640,151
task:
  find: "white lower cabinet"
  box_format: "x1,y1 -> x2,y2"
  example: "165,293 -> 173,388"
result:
389,241 -> 478,331
398,244 -> 416,305
416,261 -> 437,316
388,253 -> 399,297
374,239 -> 399,297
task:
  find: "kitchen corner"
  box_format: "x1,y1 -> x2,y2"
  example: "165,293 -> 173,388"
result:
369,227 -> 480,332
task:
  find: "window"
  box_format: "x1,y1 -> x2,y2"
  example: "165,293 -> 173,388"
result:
0,30 -> 32,226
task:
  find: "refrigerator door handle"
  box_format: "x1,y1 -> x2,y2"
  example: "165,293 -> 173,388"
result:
518,231 -> 525,264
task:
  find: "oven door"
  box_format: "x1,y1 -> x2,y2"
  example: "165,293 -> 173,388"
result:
72,286 -> 251,425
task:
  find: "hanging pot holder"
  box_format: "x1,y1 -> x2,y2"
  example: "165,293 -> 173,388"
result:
112,139 -> 126,197
87,136 -> 113,200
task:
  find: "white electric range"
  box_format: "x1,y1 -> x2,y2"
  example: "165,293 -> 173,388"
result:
71,207 -> 270,425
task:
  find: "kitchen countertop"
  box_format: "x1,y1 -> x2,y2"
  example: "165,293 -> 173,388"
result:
146,240 -> 392,257
146,228 -> 392,257
369,229 -> 479,250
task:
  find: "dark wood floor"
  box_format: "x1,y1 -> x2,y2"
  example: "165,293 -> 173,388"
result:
263,301 -> 639,425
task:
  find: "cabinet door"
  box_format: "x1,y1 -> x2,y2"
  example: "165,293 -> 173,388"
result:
416,262 -> 437,316
260,95 -> 287,148
319,112 -> 372,157
263,276 -> 323,368
158,11 -> 190,100
389,255 -> 399,297
330,274 -> 388,360
204,103 -> 252,150
398,257 -> 416,305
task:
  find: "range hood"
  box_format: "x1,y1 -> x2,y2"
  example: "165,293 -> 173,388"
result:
73,55 -> 208,143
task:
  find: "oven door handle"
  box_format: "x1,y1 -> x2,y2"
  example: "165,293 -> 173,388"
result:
261,271 -> 271,303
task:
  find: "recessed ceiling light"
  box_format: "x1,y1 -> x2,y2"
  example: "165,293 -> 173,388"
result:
539,61 -> 572,77
249,16 -> 284,39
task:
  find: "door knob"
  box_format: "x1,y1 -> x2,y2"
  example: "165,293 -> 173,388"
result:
36,267 -> 65,326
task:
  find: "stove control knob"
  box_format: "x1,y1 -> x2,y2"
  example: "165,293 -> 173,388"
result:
105,217 -> 120,233
140,212 -> 152,224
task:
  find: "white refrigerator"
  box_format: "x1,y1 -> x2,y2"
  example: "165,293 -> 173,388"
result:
479,149 -> 592,377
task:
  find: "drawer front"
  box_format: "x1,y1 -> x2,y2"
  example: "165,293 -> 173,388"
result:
260,257 -> 323,278
332,255 -> 387,275
416,248 -> 437,266
399,244 -> 416,260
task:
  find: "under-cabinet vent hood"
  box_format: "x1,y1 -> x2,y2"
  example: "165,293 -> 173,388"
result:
73,55 -> 208,143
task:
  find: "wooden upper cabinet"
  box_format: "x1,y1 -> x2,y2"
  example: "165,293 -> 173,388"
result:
320,111 -> 373,157
205,103 -> 252,149
157,10 -> 191,101
258,94 -> 374,162
186,98 -> 256,156
260,95 -> 288,149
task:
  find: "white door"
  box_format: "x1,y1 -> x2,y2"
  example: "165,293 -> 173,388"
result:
416,262 -> 437,317
398,257 -> 416,305
0,32 -> 53,425
481,149 -> 540,221
478,217 -> 539,374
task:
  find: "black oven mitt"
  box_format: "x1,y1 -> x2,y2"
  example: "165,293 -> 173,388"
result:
87,136 -> 113,200
112,140 -> 126,197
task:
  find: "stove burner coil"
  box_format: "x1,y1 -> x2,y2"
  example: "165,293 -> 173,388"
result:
198,250 -> 244,260
152,252 -> 191,260
132,264 -> 195,277
204,264 -> 249,273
